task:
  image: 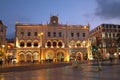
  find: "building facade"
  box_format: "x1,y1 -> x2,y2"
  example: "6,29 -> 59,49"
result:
6,39 -> 15,63
89,24 -> 120,59
0,20 -> 7,60
15,16 -> 90,63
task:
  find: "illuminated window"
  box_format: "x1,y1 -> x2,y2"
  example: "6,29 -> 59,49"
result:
70,41 -> 75,48
7,45 -> 11,49
76,43 -> 81,47
53,42 -> 57,47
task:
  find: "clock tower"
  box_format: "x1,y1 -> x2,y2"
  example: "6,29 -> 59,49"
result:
50,16 -> 59,25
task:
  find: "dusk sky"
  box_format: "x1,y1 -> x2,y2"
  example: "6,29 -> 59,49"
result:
0,0 -> 120,39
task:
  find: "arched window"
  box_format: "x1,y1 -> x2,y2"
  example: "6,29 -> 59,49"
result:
34,42 -> 38,47
69,41 -> 75,48
47,41 -> 51,48
76,43 -> 81,47
53,42 -> 57,47
58,42 -> 62,47
76,41 -> 81,47
27,42 -> 31,47
20,42 -> 25,47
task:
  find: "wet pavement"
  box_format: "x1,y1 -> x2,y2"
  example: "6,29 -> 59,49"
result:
0,62 -> 71,73
0,61 -> 120,80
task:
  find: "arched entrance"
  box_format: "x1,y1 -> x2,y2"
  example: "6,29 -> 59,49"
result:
57,52 -> 64,62
26,52 -> 32,62
46,52 -> 54,62
19,52 -> 25,62
70,52 -> 83,61
76,52 -> 83,61
33,52 -> 38,62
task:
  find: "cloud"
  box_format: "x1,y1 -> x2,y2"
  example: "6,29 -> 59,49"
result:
95,0 -> 120,19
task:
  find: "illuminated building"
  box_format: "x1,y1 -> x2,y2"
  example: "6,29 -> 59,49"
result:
15,16 -> 90,63
89,24 -> 120,59
0,20 -> 7,60
6,39 -> 15,61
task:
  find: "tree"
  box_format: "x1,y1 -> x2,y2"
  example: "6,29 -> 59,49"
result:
92,46 -> 98,53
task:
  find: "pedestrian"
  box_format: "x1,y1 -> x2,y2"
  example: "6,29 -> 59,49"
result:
0,59 -> 3,67
33,60 -> 34,64
12,59 -> 16,65
109,53 -> 113,64
8,59 -> 10,65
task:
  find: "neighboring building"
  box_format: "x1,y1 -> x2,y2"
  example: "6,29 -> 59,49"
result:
15,16 -> 90,63
6,39 -> 15,62
0,20 -> 7,60
89,24 -> 120,59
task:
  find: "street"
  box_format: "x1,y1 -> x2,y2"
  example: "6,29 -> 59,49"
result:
0,60 -> 120,80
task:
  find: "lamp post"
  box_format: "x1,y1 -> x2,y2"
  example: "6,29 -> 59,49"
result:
0,45 -> 2,59
0,45 -> 5,57
38,32 -> 43,63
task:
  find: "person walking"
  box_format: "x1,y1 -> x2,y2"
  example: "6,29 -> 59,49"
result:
0,59 -> 3,67
109,53 -> 113,64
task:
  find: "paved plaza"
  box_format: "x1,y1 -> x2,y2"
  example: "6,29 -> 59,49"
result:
0,60 -> 120,80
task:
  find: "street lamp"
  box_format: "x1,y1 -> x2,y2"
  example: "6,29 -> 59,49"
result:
38,32 -> 43,63
0,45 -> 5,56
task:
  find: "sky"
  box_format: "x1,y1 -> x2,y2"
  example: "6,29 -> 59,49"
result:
0,0 -> 120,39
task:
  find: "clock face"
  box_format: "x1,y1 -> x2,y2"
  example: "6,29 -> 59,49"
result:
53,20 -> 56,23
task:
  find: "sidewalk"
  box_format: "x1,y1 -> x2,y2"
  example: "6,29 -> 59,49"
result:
1,60 -> 120,80
0,62 -> 71,73
0,59 -> 120,73
1,62 -> 70,67
88,59 -> 120,66
1,62 -> 40,68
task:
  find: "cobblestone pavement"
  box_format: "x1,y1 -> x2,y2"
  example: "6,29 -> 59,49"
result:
0,60 -> 120,80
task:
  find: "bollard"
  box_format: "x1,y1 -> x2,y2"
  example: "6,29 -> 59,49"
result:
0,60 -> 2,67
